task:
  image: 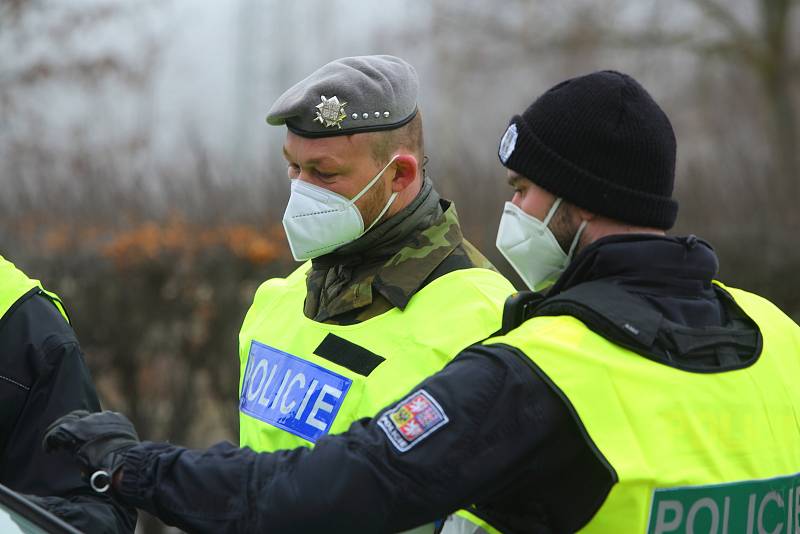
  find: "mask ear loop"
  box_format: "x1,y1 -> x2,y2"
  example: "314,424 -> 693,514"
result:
542,198 -> 563,227
355,155 -> 400,233
349,155 -> 398,205
365,191 -> 399,233
567,219 -> 588,259
544,197 -> 588,259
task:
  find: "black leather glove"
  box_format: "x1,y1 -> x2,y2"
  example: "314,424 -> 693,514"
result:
43,410 -> 140,493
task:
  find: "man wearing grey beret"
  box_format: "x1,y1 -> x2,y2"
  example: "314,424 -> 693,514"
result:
240,55 -> 513,527
238,55 -> 512,444
238,55 -> 513,532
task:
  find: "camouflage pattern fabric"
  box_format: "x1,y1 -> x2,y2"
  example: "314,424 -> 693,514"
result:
304,180 -> 495,325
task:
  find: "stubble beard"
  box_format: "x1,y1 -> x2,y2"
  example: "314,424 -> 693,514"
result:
359,176 -> 390,230
549,202 -> 580,255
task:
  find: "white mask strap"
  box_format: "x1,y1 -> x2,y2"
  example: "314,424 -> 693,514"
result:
365,192 -> 399,233
567,219 -> 588,258
350,155 -> 398,205
542,197 -> 563,227
542,196 -> 588,259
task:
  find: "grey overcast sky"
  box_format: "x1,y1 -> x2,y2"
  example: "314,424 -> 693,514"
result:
147,0 -> 432,164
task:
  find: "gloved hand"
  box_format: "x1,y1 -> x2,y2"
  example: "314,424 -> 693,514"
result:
43,410 -> 140,493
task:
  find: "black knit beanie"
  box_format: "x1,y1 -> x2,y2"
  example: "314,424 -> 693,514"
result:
498,70 -> 678,229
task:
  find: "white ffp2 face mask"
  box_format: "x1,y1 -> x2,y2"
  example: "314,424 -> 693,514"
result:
282,156 -> 399,261
495,198 -> 587,292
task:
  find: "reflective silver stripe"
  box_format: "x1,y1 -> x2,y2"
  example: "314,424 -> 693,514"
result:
0,374 -> 30,391
440,514 -> 490,534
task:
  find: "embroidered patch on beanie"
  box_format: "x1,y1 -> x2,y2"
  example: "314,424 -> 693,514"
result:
499,123 -> 518,164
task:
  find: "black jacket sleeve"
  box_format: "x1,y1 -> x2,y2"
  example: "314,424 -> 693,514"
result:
0,292 -> 136,534
115,343 -> 604,534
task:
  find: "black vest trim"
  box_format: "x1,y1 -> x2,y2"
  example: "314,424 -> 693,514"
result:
0,287 -> 41,335
497,342 -> 618,532
313,333 -> 386,377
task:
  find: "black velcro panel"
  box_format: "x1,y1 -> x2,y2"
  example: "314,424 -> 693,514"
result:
313,334 -> 386,377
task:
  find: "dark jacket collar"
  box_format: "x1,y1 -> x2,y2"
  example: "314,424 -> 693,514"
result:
551,234 -> 718,294
549,234 -> 723,328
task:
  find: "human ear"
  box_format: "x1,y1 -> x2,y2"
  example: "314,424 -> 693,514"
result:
390,154 -> 419,192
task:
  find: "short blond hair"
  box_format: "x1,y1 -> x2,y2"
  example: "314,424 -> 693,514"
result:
369,111 -> 424,164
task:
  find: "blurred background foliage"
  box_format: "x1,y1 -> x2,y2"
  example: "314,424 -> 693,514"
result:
1,0 -> 798,531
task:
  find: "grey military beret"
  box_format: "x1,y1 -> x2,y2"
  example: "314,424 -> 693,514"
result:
266,55 -> 419,138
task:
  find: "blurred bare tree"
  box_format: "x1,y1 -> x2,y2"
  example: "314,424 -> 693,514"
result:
420,0 -> 799,319
652,0 -> 800,314
0,2 -> 294,533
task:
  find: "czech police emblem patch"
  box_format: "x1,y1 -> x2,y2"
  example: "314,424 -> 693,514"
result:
378,389 -> 449,452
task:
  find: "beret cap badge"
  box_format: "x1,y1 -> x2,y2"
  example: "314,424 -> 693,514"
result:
314,95 -> 347,129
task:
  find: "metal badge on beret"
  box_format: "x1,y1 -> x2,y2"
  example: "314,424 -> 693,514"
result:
314,95 -> 347,129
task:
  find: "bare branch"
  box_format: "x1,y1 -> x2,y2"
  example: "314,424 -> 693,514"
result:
688,0 -> 755,43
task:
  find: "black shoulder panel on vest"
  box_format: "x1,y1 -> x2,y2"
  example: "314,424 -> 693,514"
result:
536,282 -> 664,350
502,281 -> 762,373
495,343 -> 619,532
0,287 -> 41,334
313,334 -> 386,377
496,291 -> 548,337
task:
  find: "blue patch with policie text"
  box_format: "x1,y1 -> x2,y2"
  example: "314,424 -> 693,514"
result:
378,389 -> 449,452
240,341 -> 352,443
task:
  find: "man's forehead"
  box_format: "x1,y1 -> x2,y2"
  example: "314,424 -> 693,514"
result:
283,132 -> 367,163
507,170 -> 531,185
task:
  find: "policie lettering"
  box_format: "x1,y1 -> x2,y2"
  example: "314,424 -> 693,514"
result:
648,472 -> 800,534
239,341 -> 352,443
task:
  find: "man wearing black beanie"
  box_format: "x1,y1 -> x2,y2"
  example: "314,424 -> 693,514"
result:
495,70 -> 681,294
44,71 -> 800,534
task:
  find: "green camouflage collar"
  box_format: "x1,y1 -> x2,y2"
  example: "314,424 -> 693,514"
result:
372,199 -> 463,309
303,185 -> 466,323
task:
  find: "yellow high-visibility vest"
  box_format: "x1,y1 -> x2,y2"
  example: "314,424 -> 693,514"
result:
238,263 -> 513,452
487,282 -> 800,533
0,255 -> 68,323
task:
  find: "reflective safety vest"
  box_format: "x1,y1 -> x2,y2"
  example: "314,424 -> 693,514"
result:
0,255 -> 68,323
238,263 -> 514,452
486,282 -> 800,533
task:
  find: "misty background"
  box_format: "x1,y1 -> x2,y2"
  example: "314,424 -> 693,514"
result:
2,1 -> 798,532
